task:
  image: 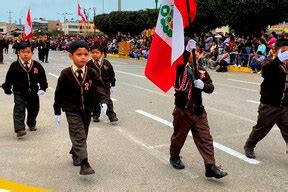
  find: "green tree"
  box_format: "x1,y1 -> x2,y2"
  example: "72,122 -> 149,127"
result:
209,0 -> 288,35
95,10 -> 155,35
185,1 -> 223,35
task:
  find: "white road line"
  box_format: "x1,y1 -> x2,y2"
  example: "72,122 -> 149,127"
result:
136,110 -> 260,165
48,73 -> 59,78
227,78 -> 260,85
111,98 -> 117,101
122,82 -> 170,97
114,70 -> 258,93
214,83 -> 258,92
115,70 -> 146,79
112,61 -> 129,65
246,100 -> 260,104
206,106 -> 256,124
116,126 -> 198,179
116,66 -> 145,69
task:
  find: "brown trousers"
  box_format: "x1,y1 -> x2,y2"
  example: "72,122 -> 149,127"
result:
245,104 -> 288,148
170,106 -> 215,165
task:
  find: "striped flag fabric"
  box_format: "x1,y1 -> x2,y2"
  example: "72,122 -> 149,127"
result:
145,0 -> 197,92
24,8 -> 33,41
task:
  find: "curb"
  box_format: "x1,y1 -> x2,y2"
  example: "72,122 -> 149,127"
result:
228,65 -> 253,73
107,54 -> 146,61
107,54 -> 253,73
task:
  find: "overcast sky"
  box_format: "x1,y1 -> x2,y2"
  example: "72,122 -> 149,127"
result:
0,0 -> 157,23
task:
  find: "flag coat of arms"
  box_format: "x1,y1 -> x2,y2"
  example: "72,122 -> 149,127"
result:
145,0 -> 197,92
24,9 -> 33,41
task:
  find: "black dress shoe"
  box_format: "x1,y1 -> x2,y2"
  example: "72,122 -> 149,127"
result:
205,165 -> 228,179
93,116 -> 100,122
17,130 -> 27,138
109,117 -> 118,122
80,163 -> 95,175
169,157 -> 185,169
72,155 -> 81,166
244,146 -> 256,159
29,126 -> 37,131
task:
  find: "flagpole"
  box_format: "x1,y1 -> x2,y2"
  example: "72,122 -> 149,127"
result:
77,0 -> 80,38
185,0 -> 202,107
186,0 -> 198,78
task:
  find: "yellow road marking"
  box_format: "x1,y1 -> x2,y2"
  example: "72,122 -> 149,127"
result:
0,178 -> 51,192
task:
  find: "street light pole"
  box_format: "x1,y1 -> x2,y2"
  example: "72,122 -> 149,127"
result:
118,0 -> 121,11
93,7 -> 96,35
155,0 -> 159,9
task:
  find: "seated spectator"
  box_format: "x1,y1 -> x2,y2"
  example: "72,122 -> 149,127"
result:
250,51 -> 266,73
207,48 -> 218,69
216,47 -> 230,72
266,46 -> 276,61
256,38 -> 267,56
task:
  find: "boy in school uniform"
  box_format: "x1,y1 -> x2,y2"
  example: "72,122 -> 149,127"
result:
53,40 -> 107,175
86,44 -> 118,123
2,42 -> 48,138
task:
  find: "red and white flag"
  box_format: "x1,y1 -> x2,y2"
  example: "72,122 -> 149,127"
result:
78,3 -> 88,23
24,8 -> 33,41
145,0 -> 197,92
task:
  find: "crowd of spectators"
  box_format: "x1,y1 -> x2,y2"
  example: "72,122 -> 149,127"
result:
195,31 -> 288,73
4,30 -> 288,74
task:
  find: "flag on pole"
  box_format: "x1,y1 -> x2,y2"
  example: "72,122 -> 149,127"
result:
24,8 -> 33,41
78,3 -> 88,23
144,0 -> 197,92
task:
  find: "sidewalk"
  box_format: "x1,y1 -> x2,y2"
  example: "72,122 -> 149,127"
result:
108,53 -> 253,73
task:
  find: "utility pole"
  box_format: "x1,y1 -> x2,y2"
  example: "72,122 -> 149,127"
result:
155,0 -> 159,9
118,0 -> 121,11
93,7 -> 96,35
7,9 -> 13,35
57,12 -> 72,23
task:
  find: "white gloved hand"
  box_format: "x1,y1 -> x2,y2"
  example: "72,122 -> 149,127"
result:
37,90 -> 45,96
110,86 -> 116,94
278,49 -> 288,62
194,79 -> 204,90
55,115 -> 61,126
186,39 -> 196,52
101,103 -> 108,114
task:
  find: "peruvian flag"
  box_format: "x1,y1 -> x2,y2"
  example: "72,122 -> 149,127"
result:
145,0 -> 197,92
24,8 -> 33,41
78,3 -> 88,23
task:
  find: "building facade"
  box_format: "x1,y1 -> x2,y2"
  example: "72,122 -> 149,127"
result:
48,20 -> 62,32
32,19 -> 48,32
62,21 -> 97,35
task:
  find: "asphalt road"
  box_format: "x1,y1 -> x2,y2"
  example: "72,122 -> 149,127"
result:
0,49 -> 287,191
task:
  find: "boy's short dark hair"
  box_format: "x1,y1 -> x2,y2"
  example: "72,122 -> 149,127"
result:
90,44 -> 104,53
69,40 -> 89,53
19,41 -> 34,52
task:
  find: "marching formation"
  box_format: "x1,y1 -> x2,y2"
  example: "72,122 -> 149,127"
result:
1,38 -> 287,180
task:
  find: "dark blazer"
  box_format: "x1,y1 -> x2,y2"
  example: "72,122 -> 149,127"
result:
260,57 -> 288,106
174,64 -> 214,109
86,59 -> 116,86
53,66 -> 106,115
2,60 -> 48,95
